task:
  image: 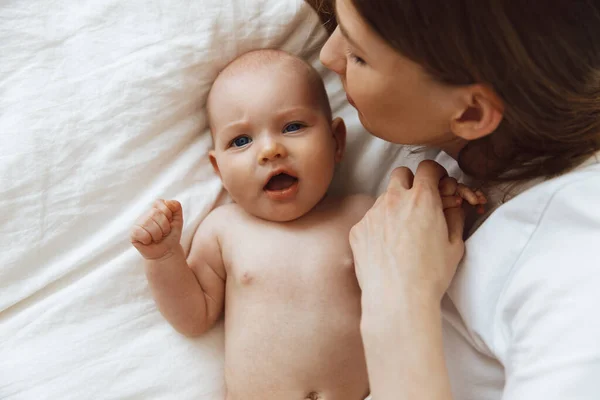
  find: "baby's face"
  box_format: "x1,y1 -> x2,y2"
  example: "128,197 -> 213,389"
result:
209,65 -> 344,222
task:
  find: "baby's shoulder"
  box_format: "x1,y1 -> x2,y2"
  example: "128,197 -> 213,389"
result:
344,193 -> 376,208
201,203 -> 245,232
344,193 -> 375,210
206,202 -> 242,217
335,193 -> 375,223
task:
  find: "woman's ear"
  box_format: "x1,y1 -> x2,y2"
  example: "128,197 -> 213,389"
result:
331,117 -> 347,163
208,150 -> 220,177
450,84 -> 504,141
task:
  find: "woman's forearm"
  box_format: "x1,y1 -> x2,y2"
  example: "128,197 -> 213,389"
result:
361,292 -> 453,400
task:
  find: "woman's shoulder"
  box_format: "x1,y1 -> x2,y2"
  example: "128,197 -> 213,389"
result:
489,160 -> 600,388
498,158 -> 600,291
447,158 -> 600,377
480,155 -> 600,278
451,157 -> 600,355
485,155 -> 600,235
515,152 -> 600,203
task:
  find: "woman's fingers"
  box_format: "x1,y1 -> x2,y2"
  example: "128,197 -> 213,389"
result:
387,167 -> 414,192
439,177 -> 458,196
372,193 -> 385,209
445,206 -> 466,245
414,160 -> 448,190
352,160 -> 468,306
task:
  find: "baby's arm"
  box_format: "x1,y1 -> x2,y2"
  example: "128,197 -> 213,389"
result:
130,200 -> 225,337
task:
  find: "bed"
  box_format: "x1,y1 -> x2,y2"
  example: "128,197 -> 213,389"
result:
0,1 -> 443,398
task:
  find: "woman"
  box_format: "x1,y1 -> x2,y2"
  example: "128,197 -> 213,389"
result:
319,0 -> 600,399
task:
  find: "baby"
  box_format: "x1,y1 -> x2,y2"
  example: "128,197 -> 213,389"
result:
130,49 -> 484,400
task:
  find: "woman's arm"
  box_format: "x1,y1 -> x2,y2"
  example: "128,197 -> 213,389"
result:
361,294 -> 452,400
350,161 -> 464,400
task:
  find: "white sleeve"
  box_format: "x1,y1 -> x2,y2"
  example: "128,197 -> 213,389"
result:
498,176 -> 600,400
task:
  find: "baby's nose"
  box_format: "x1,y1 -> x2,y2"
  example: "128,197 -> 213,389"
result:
258,141 -> 287,165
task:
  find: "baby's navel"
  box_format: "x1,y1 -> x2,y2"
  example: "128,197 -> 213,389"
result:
305,391 -> 321,400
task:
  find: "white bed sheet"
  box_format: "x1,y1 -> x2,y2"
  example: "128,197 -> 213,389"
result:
0,1 -> 441,399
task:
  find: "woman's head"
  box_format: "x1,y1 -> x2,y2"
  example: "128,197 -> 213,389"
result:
320,0 -> 600,181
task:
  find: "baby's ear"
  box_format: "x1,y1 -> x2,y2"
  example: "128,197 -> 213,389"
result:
208,150 -> 220,177
331,117 -> 347,163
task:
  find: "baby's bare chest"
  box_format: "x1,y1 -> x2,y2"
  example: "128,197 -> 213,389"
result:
221,218 -> 355,292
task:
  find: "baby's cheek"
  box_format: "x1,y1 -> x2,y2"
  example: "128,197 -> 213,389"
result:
305,156 -> 335,195
225,177 -> 245,198
308,140 -> 336,166
219,171 -> 244,198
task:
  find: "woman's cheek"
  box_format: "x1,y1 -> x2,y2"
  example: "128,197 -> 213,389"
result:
347,70 -> 371,111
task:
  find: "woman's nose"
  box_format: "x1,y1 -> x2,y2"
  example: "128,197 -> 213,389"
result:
320,27 -> 346,76
258,139 -> 288,165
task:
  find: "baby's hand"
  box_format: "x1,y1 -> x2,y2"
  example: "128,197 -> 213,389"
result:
439,177 -> 487,214
130,199 -> 183,260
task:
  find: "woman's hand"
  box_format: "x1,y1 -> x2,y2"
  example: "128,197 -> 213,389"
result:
350,160 -> 463,400
350,160 -> 466,307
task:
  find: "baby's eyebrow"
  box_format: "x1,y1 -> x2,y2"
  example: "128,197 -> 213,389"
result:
275,107 -> 316,119
211,121 -> 248,145
216,120 -> 250,136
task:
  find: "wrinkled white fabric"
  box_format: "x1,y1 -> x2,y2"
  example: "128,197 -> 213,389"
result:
0,1 -> 434,399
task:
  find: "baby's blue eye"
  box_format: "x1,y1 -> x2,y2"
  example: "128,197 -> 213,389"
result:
231,135 -> 252,148
283,123 -> 304,133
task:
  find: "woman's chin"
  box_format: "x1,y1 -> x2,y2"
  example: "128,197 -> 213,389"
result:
355,109 -> 372,133
357,115 -> 405,144
357,113 -> 427,146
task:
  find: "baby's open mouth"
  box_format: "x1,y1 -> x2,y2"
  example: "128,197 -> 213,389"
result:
264,173 -> 298,191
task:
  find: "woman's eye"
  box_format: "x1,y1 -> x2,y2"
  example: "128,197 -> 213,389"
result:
283,123 -> 305,133
231,135 -> 252,148
350,53 -> 366,65
346,49 -> 366,66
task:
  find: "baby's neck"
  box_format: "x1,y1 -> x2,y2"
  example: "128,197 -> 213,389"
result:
246,192 -> 338,224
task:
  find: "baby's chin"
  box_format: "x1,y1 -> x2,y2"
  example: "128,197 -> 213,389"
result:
249,206 -> 311,223
244,198 -> 325,223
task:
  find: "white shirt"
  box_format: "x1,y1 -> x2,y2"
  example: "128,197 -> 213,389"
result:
442,154 -> 600,400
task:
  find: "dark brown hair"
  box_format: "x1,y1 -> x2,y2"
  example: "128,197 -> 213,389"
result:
350,0 -> 600,181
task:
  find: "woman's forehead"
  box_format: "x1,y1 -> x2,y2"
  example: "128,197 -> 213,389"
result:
334,0 -> 395,56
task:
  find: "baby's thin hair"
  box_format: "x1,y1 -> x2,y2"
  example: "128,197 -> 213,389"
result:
206,49 -> 332,134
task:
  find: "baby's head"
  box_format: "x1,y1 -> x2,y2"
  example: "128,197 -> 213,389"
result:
207,49 -> 346,222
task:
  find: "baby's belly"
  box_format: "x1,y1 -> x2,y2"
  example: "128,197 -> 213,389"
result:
223,293 -> 369,400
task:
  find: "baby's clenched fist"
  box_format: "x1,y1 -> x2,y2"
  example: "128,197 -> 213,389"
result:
130,199 -> 183,261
